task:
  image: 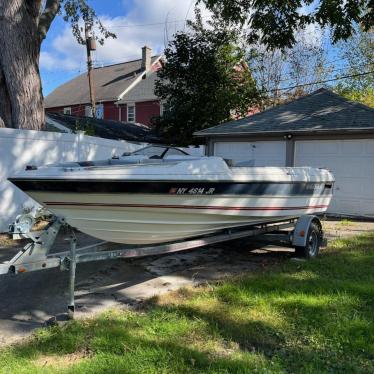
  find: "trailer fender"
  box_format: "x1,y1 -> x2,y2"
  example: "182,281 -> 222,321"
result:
292,215 -> 322,248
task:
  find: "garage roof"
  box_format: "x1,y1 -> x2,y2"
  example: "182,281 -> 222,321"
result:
45,112 -> 162,143
194,88 -> 374,137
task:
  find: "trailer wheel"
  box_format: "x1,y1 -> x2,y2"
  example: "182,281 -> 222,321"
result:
294,222 -> 321,258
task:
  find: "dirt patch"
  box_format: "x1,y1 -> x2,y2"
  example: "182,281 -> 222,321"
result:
0,234 -> 14,247
322,219 -> 374,240
33,349 -> 91,368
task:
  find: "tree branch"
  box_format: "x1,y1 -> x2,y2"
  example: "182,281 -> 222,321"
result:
38,0 -> 61,42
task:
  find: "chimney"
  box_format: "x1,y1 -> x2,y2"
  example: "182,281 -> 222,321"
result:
141,45 -> 152,71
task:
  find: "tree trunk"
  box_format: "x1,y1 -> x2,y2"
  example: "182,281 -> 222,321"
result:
0,1 -> 44,130
0,67 -> 12,128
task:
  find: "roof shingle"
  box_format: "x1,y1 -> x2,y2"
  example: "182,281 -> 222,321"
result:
44,56 -> 160,108
45,112 -> 161,143
194,88 -> 374,137
118,71 -> 158,103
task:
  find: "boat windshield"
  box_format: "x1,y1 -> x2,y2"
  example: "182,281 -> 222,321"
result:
124,146 -> 189,159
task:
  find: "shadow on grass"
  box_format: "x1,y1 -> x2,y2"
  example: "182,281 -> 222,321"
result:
5,316 -> 271,373
2,233 -> 374,373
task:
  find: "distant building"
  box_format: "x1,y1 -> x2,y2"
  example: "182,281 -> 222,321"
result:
44,46 -> 162,127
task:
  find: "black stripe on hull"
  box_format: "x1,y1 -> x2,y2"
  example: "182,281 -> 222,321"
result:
9,179 -> 333,197
44,202 -> 330,211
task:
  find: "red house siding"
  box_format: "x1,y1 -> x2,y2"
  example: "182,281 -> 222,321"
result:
46,101 -> 120,120
46,104 -> 88,117
135,100 -> 160,126
46,100 -> 160,126
103,102 -> 119,121
120,105 -> 127,122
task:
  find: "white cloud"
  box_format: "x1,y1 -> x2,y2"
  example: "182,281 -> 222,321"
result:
41,0 -> 210,71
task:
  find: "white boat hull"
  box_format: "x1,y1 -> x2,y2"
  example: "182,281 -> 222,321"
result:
28,192 -> 332,244
9,156 -> 334,245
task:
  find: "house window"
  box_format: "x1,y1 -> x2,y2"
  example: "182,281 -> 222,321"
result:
127,104 -> 135,122
85,105 -> 93,117
160,102 -> 170,116
63,107 -> 71,115
96,104 -> 104,119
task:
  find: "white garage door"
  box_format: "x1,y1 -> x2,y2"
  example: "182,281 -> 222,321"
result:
214,141 -> 286,166
295,139 -> 374,217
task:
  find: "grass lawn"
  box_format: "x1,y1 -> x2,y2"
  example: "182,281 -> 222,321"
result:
1,233 -> 374,373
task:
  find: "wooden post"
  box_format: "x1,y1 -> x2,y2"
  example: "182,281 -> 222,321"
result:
85,23 -> 96,118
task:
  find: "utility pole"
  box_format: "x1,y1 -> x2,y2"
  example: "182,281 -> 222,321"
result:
85,22 -> 96,118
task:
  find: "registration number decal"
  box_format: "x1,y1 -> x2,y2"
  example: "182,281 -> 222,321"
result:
169,187 -> 216,195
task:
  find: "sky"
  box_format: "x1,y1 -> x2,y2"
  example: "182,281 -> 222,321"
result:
41,0 -> 204,95
40,0 -> 342,97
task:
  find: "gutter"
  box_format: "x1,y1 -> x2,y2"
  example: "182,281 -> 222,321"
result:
193,127 -> 374,138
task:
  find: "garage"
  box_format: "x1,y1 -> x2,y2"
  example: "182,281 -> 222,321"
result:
214,141 -> 286,166
295,139 -> 374,216
194,88 -> 374,217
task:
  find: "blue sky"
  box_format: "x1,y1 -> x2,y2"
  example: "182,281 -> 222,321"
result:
41,1 -> 342,97
41,0 -> 201,95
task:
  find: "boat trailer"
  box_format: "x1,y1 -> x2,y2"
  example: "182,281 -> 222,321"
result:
0,214 -> 324,318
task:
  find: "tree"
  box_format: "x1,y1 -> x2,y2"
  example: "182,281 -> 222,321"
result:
0,1 -> 114,130
334,28 -> 374,107
201,0 -> 373,49
248,31 -> 332,108
154,11 -> 260,145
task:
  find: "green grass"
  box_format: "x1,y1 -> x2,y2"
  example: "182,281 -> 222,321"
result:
338,219 -> 354,227
1,233 -> 374,373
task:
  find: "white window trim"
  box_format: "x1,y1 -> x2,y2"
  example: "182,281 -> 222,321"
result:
127,103 -> 136,123
160,102 -> 164,116
85,105 -> 93,117
160,101 -> 170,116
63,107 -> 71,115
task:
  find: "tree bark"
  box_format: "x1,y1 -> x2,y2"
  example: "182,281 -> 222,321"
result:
0,0 -> 44,130
0,67 -> 12,128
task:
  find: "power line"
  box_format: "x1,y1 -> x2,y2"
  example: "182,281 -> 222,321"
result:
109,18 -> 189,29
274,61 -> 369,85
271,70 -> 374,93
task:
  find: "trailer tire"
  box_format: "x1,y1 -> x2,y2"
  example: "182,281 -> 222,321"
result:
294,221 -> 322,259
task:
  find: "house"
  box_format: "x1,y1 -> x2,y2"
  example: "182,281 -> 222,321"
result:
45,112 -> 161,143
44,46 -> 162,126
194,88 -> 374,217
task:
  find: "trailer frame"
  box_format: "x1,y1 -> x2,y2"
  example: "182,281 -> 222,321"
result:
0,214 -> 324,318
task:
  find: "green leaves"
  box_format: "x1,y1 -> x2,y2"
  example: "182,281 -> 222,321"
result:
202,0 -> 373,49
334,28 -> 374,107
153,9 -> 260,145
53,0 -> 116,45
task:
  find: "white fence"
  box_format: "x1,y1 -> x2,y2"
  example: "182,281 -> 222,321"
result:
0,128 -> 145,232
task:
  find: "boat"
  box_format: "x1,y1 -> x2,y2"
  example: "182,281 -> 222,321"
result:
8,145 -> 334,245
